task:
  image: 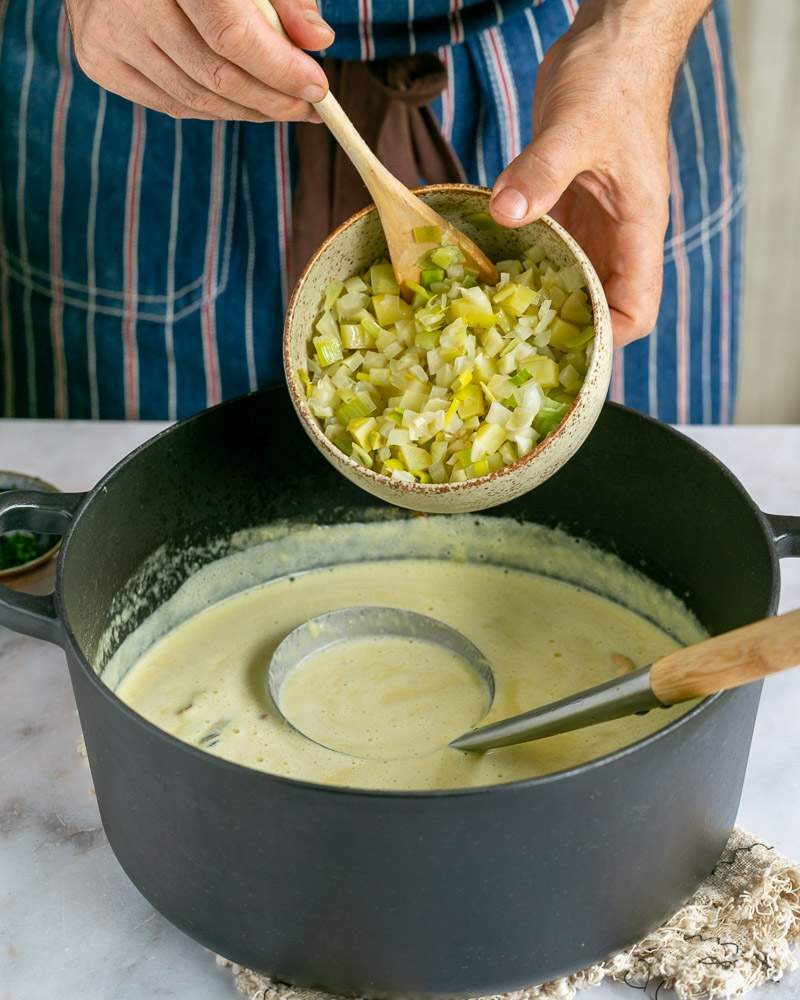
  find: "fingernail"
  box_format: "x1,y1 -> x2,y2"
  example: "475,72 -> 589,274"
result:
304,9 -> 335,38
492,187 -> 528,221
302,83 -> 327,103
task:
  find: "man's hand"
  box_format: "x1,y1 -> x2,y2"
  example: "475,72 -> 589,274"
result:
490,0 -> 708,348
66,0 -> 334,122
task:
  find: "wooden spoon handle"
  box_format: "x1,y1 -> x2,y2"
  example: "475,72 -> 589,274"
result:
249,0 -> 397,204
650,607 -> 800,705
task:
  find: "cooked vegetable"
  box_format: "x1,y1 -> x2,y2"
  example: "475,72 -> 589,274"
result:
302,241 -> 595,485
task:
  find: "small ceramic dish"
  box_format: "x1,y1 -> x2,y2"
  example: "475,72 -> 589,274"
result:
0,471 -> 61,592
284,184 -> 612,513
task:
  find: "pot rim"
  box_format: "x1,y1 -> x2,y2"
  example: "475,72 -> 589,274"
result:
56,390 -> 780,801
283,182 -> 612,502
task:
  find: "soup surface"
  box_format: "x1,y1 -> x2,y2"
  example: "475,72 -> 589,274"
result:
109,516 -> 704,790
279,634 -> 490,759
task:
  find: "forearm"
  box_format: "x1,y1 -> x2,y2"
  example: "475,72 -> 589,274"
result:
573,0 -> 711,67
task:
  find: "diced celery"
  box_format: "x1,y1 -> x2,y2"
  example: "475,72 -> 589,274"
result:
560,289 -> 592,326
548,317 -> 582,351
323,281 -> 345,312
471,422 -> 506,461
373,294 -> 412,326
370,262 -> 399,295
359,313 -> 388,341
525,243 -> 546,264
448,299 -> 496,329
495,260 -> 523,278
467,212 -> 500,231
499,442 -> 517,465
559,264 -> 586,293
430,246 -> 464,270
486,400 -> 513,426
336,292 -> 370,321
399,443 -> 432,471
315,310 -> 339,340
348,416 -> 378,449
345,275 -> 369,294
510,368 -> 532,387
475,354 -> 497,381
562,351 -> 588,377
421,267 -> 445,289
492,283 -> 517,304
559,363 -> 582,393
547,284 -> 567,310
505,285 -> 536,316
481,327 -> 504,359
350,444 -> 373,468
313,333 -> 343,367
405,280 -> 430,305
340,323 -> 373,350
413,225 -> 442,243
329,426 -> 352,450
415,329 -> 440,351
532,398 -> 569,438
335,394 -> 375,425
495,309 -> 513,333
528,356 -> 560,389
416,300 -> 447,330
564,324 -> 596,350
454,383 -> 485,419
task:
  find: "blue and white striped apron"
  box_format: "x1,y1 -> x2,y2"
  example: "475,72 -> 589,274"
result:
0,0 -> 744,423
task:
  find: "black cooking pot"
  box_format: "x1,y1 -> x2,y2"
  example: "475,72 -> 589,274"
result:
1,391 -> 798,998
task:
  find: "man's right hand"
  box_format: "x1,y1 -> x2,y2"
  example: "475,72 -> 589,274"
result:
66,0 -> 333,121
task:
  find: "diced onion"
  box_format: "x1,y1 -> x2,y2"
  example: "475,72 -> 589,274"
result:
302,242 -> 595,484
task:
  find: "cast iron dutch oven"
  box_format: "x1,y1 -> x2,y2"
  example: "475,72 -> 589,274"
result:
1,390 -> 798,998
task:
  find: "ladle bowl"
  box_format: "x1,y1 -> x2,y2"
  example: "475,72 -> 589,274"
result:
268,606 -> 495,757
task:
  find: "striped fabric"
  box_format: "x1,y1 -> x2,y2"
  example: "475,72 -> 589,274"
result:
0,0 -> 744,422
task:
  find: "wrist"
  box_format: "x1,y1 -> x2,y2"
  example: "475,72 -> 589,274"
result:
573,0 -> 707,68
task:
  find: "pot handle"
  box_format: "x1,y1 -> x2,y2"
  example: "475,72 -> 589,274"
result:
0,490 -> 84,645
764,512 -> 800,559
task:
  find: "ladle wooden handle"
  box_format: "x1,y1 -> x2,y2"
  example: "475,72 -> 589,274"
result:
650,607 -> 800,705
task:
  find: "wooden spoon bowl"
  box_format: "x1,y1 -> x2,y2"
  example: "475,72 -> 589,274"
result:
284,184 -> 613,514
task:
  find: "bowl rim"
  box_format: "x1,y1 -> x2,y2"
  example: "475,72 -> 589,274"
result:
0,470 -> 62,580
284,183 -> 612,497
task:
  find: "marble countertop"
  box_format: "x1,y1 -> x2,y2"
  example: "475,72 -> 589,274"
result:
1,421 -> 799,1000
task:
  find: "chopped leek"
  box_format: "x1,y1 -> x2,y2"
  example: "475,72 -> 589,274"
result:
413,225 -> 442,243
304,243 -> 595,482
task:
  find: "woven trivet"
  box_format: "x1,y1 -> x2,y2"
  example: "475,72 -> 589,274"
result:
217,829 -> 800,1000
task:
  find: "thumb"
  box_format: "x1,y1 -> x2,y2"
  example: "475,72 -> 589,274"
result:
490,125 -> 585,227
260,0 -> 335,52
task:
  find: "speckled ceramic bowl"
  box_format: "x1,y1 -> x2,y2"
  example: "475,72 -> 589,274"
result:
284,184 -> 612,513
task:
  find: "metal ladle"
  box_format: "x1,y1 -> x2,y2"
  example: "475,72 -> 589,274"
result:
269,606 -> 800,755
268,606 -> 495,755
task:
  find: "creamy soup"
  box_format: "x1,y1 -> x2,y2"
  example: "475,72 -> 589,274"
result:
279,635 -> 490,759
108,516 -> 705,791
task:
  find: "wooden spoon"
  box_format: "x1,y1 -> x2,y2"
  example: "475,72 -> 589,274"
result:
251,0 -> 499,293
451,607 -> 800,750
